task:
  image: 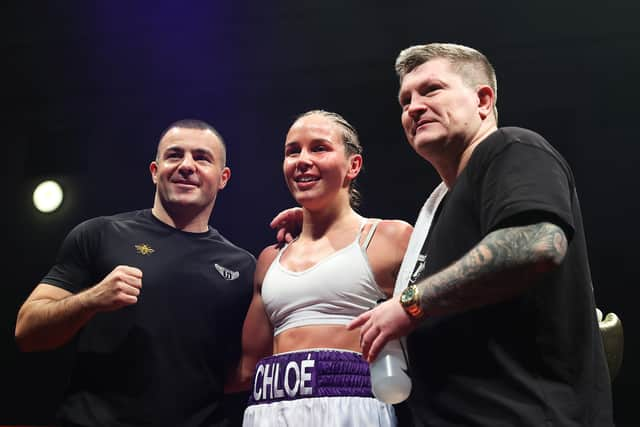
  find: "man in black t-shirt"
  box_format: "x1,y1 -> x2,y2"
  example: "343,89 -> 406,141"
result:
348,43 -> 614,426
15,119 -> 256,426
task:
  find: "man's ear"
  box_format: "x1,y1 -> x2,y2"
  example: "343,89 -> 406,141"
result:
218,167 -> 231,190
149,161 -> 158,184
476,85 -> 495,119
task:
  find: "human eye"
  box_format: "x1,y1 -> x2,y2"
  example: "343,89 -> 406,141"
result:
423,83 -> 442,96
194,153 -> 213,163
284,145 -> 300,157
164,149 -> 182,160
398,93 -> 410,108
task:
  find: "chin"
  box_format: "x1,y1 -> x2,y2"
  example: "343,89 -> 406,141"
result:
167,196 -> 199,207
300,195 -> 335,213
293,193 -> 313,206
414,133 -> 446,149
291,191 -> 317,206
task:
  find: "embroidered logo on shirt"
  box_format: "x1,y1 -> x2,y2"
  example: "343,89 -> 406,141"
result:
214,263 -> 239,280
135,243 -> 155,255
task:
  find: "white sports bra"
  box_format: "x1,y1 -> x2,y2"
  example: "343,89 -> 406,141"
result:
261,219 -> 386,336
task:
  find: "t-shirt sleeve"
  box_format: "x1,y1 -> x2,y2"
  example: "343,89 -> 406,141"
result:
222,252 -> 256,370
41,218 -> 101,293
479,142 -> 575,240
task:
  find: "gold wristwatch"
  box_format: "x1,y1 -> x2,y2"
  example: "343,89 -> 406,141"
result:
400,284 -> 424,320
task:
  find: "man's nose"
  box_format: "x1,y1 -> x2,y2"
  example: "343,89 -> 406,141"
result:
407,98 -> 426,119
179,155 -> 196,173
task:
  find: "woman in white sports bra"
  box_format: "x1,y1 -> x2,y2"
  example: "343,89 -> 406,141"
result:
233,110 -> 412,427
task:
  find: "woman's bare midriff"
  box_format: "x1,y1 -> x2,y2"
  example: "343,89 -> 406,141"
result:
274,324 -> 362,354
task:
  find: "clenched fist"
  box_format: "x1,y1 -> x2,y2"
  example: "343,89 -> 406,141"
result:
83,265 -> 143,312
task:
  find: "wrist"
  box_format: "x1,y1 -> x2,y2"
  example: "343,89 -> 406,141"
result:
399,284 -> 424,320
77,288 -> 101,314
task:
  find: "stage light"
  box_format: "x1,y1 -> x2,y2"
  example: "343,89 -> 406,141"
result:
33,180 -> 64,213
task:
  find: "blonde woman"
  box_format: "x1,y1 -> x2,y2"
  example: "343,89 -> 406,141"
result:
232,110 -> 412,426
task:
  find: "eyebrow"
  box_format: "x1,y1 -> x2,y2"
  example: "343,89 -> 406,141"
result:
285,138 -> 335,146
398,77 -> 447,101
163,146 -> 215,157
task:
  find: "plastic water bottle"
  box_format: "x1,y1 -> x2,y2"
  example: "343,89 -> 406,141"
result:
369,338 -> 412,404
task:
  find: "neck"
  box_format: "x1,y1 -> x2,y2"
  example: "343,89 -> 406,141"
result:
151,196 -> 213,233
432,122 -> 498,189
299,201 -> 360,241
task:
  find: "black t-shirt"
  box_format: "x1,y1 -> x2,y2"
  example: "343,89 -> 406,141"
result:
42,209 -> 255,427
401,128 -> 613,426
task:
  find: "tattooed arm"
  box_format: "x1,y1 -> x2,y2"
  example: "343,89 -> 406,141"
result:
416,221 -> 567,317
349,221 -> 568,361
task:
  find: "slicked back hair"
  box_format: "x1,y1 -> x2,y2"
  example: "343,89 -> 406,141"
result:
294,110 -> 363,209
395,43 -> 498,120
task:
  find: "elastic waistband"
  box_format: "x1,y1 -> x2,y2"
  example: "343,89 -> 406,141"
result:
248,349 -> 372,405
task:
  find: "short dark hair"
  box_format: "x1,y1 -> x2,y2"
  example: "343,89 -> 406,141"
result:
157,119 -> 227,165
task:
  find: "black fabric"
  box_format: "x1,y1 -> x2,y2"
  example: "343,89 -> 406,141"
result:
42,209 -> 255,427
401,128 -> 613,426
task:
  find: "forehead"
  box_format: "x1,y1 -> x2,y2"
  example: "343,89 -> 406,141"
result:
286,114 -> 342,144
158,127 -> 223,155
399,58 -> 462,92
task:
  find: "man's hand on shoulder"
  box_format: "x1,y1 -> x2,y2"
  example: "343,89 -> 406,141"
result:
270,207 -> 303,244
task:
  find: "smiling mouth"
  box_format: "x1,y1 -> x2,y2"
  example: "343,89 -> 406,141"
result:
415,121 -> 434,132
173,181 -> 198,188
295,176 -> 319,183
293,176 -> 320,190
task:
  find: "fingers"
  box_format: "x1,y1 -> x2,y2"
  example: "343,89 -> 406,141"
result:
271,208 -> 304,243
112,265 -> 142,289
360,318 -> 386,361
275,224 -> 298,244
270,216 -> 284,229
352,302 -> 406,361
118,294 -> 139,306
270,209 -> 296,229
115,265 -> 143,277
349,312 -> 373,359
90,265 -> 144,312
351,312 -> 375,359
359,323 -> 392,362
359,325 -> 375,361
347,312 -> 369,330
123,274 -> 142,290
367,332 -> 388,363
120,282 -> 141,297
270,208 -> 303,229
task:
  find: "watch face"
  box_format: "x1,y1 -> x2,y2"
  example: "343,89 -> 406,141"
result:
401,286 -> 416,304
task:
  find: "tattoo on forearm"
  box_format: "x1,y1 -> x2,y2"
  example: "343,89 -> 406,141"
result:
419,222 -> 567,315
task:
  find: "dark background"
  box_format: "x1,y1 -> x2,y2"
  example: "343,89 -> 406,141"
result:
3,1 -> 638,425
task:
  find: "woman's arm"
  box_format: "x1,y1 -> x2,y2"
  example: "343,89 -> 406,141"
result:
225,246 -> 278,393
366,219 -> 413,298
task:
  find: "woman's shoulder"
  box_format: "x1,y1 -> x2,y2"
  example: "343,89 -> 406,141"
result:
373,218 -> 413,237
363,219 -> 413,293
365,218 -> 413,250
257,243 -> 281,265
254,244 -> 282,286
